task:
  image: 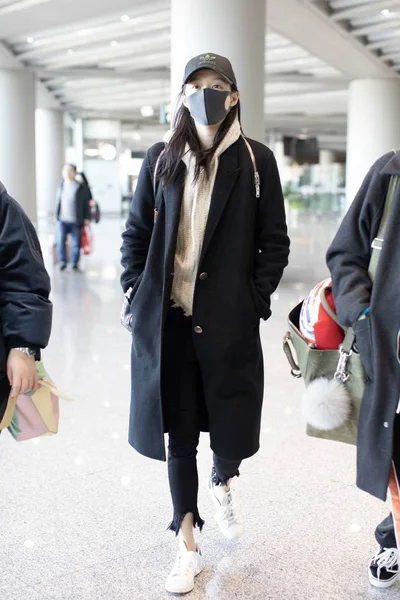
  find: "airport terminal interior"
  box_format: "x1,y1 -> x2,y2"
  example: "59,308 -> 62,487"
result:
1,0 -> 400,598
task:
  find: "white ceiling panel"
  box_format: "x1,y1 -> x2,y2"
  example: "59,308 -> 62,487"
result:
2,0 -> 397,145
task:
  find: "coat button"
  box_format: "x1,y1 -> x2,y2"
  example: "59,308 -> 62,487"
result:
199,272 -> 208,280
194,326 -> 203,334
384,422 -> 389,428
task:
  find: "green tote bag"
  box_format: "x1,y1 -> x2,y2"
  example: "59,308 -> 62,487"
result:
283,174 -> 399,445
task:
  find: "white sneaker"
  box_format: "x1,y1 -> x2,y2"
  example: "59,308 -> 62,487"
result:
165,539 -> 203,595
208,477 -> 244,540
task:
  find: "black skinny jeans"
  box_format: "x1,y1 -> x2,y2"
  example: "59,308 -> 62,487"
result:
375,415 -> 400,548
163,305 -> 241,534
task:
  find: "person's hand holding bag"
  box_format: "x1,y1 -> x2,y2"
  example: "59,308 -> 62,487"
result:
7,349 -> 38,398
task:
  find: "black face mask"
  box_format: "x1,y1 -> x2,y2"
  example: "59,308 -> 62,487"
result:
186,88 -> 232,126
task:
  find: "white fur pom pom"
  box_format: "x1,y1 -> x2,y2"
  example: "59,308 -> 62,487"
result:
302,377 -> 351,431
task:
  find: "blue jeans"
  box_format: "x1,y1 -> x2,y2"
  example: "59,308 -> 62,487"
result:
57,221 -> 81,266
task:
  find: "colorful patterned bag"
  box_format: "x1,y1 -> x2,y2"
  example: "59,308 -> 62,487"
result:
0,361 -> 72,441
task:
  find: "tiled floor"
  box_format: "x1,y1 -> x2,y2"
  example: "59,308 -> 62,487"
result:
0,214 -> 396,599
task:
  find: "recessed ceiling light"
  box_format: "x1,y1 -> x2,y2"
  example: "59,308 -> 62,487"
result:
121,15 -> 130,22
381,9 -> 391,15
140,106 -> 155,117
26,37 -> 34,44
84,149 -> 99,158
110,40 -> 118,47
99,143 -> 118,161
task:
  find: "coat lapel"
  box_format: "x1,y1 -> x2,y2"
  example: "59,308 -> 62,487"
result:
200,142 -> 241,262
164,162 -> 186,264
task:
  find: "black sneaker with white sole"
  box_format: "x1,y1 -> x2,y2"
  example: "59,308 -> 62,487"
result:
369,546 -> 399,589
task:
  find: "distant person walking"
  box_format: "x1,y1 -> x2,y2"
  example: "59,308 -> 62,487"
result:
76,172 -> 101,224
56,164 -> 90,271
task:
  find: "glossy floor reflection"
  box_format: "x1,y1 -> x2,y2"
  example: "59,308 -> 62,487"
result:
0,214 -> 395,599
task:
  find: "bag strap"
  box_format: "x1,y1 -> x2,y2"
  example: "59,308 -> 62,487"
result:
38,379 -> 74,402
319,287 -> 343,329
319,285 -> 355,353
241,135 -> 261,198
341,327 -> 356,355
368,172 -> 400,281
282,332 -> 302,378
153,146 -> 166,215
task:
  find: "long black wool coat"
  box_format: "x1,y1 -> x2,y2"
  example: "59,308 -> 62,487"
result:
327,151 -> 400,501
0,182 -> 52,422
121,137 -> 290,462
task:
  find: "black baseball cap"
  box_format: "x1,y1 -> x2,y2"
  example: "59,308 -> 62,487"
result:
183,53 -> 237,87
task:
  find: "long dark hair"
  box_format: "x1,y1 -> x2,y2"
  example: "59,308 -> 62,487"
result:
157,85 -> 242,186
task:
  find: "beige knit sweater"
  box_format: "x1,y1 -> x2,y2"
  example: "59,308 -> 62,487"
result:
171,117 -> 242,316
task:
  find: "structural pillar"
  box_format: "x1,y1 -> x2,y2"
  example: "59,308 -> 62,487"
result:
319,149 -> 335,166
346,79 -> 400,208
75,118 -> 84,173
35,109 -> 65,218
171,0 -> 266,141
274,139 -> 292,186
0,69 -> 36,222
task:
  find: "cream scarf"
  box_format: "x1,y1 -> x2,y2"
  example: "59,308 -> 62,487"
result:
171,117 -> 241,316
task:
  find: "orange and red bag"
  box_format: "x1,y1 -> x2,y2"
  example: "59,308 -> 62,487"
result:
299,278 -> 344,350
81,225 -> 92,256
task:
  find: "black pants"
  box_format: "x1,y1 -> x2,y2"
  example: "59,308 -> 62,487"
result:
375,415 -> 400,548
163,306 -> 241,534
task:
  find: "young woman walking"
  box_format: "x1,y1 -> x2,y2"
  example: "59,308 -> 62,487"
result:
121,53 -> 290,595
327,151 -> 400,590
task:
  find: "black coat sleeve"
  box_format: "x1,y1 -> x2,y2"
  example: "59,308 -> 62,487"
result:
254,151 -> 290,320
120,145 -> 161,293
326,156 -> 390,327
0,189 -> 52,351
83,186 -> 92,221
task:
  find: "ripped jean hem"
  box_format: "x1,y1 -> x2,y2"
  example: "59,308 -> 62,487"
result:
211,466 -> 240,487
167,510 -> 205,536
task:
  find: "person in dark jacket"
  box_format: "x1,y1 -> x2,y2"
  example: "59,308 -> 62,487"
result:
76,172 -> 101,224
120,53 -> 290,595
326,151 -> 400,590
0,182 -> 52,425
56,164 -> 91,271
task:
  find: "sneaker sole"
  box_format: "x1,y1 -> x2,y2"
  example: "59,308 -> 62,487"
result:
166,566 -> 203,595
214,520 -> 244,541
369,570 -> 399,589
166,582 -> 195,595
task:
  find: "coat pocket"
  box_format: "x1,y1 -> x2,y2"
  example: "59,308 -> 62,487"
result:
248,279 -> 262,319
130,272 -> 144,307
353,317 -> 374,381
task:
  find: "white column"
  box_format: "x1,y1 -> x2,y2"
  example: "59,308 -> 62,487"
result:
0,69 -> 36,222
75,118 -> 84,172
319,149 -> 335,166
346,79 -> 400,208
171,0 -> 266,141
35,109 -> 65,218
274,139 -> 292,185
